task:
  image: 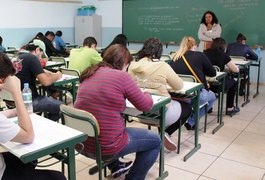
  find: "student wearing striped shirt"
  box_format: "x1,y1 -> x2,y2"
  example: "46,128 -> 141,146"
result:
74,44 -> 161,180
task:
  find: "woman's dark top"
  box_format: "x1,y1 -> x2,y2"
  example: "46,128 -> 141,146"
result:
169,50 -> 216,90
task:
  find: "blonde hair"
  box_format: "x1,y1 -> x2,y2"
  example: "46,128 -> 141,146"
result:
173,36 -> 196,61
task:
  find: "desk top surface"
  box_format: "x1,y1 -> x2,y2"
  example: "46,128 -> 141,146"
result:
1,114 -> 86,159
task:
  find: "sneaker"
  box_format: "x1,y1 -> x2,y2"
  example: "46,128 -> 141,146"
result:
164,133 -> 177,151
226,106 -> 240,116
184,123 -> 195,131
207,108 -> 213,114
111,161 -> 133,178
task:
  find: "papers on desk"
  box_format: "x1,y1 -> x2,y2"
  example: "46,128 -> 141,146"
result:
57,74 -> 79,82
2,114 -> 84,158
124,95 -> 167,116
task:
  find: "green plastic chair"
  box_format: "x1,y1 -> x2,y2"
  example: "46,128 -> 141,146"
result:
60,104 -> 114,180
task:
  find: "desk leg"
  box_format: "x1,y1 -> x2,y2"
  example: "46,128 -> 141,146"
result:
212,77 -> 225,134
242,66 -> 250,107
67,147 -> 76,180
72,82 -> 77,103
156,106 -> 169,180
184,90 -> 201,161
253,61 -> 260,98
235,72 -> 239,108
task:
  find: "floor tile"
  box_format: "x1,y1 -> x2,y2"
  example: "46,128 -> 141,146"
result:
221,131 -> 265,168
203,158 -> 264,180
165,147 -> 217,174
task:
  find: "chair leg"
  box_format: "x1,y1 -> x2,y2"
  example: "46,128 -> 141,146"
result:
204,104 -> 208,133
177,118 -> 182,154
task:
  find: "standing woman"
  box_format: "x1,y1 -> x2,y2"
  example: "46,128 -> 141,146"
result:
198,11 -> 222,52
169,36 -> 216,130
128,38 -> 192,151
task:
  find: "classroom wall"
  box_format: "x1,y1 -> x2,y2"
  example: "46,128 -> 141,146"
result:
1,0 -> 264,83
0,0 -> 79,48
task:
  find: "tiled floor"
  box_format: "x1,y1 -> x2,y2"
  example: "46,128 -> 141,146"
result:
39,84 -> 265,180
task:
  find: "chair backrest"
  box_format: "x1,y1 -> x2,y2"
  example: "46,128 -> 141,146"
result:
60,105 -> 100,137
178,74 -> 196,83
60,67 -> 80,77
160,54 -> 171,62
213,65 -> 221,72
230,56 -> 246,61
49,56 -> 66,67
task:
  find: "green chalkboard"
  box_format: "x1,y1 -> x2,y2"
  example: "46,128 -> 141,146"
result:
123,0 -> 264,46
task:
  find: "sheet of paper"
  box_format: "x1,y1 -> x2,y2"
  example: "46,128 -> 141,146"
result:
2,114 -> 84,158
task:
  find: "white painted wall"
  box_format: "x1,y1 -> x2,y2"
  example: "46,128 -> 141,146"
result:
0,0 -> 79,28
82,0 -> 122,27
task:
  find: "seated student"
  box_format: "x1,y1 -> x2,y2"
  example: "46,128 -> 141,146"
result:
226,33 -> 258,60
69,37 -> 102,73
16,41 -> 63,121
0,36 -> 6,53
40,31 -> 66,57
53,30 -> 66,51
169,36 -> 216,130
128,37 -> 192,151
74,44 -> 160,179
226,33 -> 258,96
204,38 -> 240,115
101,34 -> 127,57
0,53 -> 66,180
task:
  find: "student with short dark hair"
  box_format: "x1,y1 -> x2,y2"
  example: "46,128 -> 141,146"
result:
53,30 -> 66,51
40,31 -> 66,57
0,52 -> 66,180
226,33 -> 258,60
226,33 -> 258,96
16,42 -> 63,121
69,36 -> 102,73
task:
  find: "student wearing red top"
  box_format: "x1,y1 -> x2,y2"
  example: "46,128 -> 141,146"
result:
74,44 -> 161,179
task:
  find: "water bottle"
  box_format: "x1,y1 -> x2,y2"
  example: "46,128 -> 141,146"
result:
22,83 -> 33,113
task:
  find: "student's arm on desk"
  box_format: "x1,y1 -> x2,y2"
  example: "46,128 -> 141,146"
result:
37,70 -> 62,86
0,76 -> 34,144
226,61 -> 239,73
165,64 -> 183,90
124,74 -> 153,112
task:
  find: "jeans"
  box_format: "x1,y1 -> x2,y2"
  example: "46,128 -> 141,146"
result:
33,96 -> 63,121
111,127 -> 161,180
187,88 -> 216,127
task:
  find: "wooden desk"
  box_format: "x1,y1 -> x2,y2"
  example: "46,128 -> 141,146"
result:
232,59 -> 252,107
174,82 -> 204,161
1,114 -> 87,180
124,95 -> 171,180
206,72 -> 226,134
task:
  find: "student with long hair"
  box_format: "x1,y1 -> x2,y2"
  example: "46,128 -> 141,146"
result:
170,36 -> 216,130
204,38 -> 240,115
74,44 -> 160,180
128,38 -> 192,151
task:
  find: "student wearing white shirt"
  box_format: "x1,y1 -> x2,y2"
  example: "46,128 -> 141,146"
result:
0,52 -> 66,180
